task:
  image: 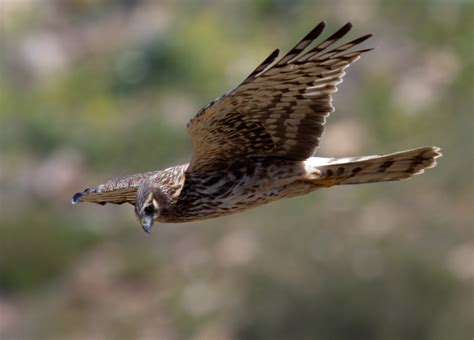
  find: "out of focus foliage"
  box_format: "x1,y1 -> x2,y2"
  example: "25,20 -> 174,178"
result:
0,1 -> 472,339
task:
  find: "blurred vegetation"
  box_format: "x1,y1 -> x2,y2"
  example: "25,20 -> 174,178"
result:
0,1 -> 473,339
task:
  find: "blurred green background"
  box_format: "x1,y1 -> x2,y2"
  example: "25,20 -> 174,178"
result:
1,1 -> 473,339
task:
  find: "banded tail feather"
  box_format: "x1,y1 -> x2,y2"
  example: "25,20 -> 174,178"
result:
314,146 -> 441,186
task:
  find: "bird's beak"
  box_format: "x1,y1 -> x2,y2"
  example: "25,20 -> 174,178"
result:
141,216 -> 154,234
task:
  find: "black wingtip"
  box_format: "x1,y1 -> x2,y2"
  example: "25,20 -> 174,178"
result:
306,21 -> 326,39
350,33 -> 373,45
71,187 -> 91,204
269,48 -> 280,59
329,22 -> 353,40
71,192 -> 83,205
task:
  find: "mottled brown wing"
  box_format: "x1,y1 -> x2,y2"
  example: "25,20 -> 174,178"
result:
187,22 -> 372,172
71,171 -> 160,206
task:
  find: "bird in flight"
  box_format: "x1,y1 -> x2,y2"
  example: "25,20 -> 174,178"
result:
72,22 -> 441,233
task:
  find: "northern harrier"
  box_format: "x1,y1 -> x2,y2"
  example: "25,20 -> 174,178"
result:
72,22 -> 441,233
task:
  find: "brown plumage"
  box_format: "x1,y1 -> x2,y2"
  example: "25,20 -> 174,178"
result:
72,22 -> 441,233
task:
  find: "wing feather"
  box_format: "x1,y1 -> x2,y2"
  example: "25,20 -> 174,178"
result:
242,48 -> 280,83
275,21 -> 326,66
187,22 -> 373,172
72,171 -> 160,206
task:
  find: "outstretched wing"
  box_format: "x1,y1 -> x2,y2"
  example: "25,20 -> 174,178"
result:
187,22 -> 372,172
71,171 -> 160,206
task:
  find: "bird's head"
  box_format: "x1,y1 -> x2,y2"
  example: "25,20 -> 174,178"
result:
135,182 -> 162,234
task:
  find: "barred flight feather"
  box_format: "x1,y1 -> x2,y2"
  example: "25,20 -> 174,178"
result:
187,21 -> 373,172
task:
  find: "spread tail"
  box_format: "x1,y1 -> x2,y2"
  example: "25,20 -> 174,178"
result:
313,146 -> 441,186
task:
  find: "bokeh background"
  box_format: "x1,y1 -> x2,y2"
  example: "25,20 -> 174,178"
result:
1,1 -> 473,339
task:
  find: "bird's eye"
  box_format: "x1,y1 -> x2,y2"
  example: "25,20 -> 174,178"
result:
144,205 -> 154,215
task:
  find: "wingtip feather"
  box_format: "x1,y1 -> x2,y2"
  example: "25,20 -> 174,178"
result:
71,192 -> 83,205
71,187 -> 92,204
306,21 -> 326,39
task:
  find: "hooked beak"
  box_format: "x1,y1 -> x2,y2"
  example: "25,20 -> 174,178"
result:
141,215 -> 154,234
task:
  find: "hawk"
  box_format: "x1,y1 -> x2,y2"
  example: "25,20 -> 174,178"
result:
72,22 -> 441,233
